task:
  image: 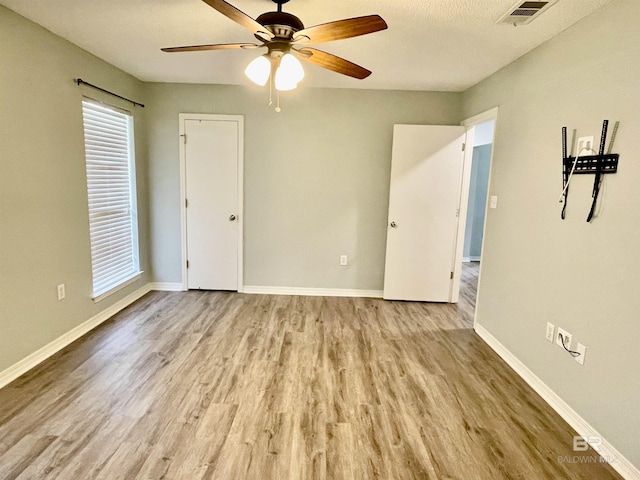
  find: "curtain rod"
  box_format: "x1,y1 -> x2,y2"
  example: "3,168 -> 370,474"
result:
75,78 -> 145,108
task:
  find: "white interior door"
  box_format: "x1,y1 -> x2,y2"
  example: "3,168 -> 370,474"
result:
383,124 -> 466,302
185,118 -> 240,290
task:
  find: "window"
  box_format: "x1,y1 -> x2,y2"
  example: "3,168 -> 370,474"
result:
82,100 -> 140,299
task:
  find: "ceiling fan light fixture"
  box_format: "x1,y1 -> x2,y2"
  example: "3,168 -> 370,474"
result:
164,0 -> 387,110
274,75 -> 297,91
280,53 -> 305,83
274,53 -> 304,91
245,54 -> 271,86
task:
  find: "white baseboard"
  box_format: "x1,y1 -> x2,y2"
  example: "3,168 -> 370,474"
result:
243,286 -> 383,298
475,323 -> 640,480
149,282 -> 185,292
463,256 -> 481,262
0,283 -> 152,390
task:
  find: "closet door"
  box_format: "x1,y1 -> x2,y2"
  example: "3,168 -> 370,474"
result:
184,117 -> 241,290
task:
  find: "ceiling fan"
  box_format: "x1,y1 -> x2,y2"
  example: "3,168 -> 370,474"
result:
162,0 -> 388,93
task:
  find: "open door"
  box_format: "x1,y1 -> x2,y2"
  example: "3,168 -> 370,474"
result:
383,124 -> 466,302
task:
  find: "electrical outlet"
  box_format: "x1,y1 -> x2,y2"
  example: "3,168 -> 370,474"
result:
489,195 -> 498,209
545,322 -> 555,342
577,136 -> 594,154
575,343 -> 586,366
556,327 -> 572,350
57,284 -> 66,300
340,255 -> 348,266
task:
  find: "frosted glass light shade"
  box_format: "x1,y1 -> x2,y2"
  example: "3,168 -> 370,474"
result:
274,72 -> 297,91
245,55 -> 271,86
275,54 -> 304,91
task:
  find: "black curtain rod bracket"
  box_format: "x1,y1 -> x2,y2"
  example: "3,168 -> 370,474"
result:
75,78 -> 145,108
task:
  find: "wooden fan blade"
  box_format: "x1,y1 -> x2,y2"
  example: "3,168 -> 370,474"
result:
294,47 -> 371,79
201,0 -> 274,39
162,43 -> 260,53
293,15 -> 387,44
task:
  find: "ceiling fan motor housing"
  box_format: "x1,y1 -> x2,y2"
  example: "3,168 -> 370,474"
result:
255,11 -> 304,40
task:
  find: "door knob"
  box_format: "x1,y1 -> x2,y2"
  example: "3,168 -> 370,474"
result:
229,215 -> 236,221
390,221 -> 397,228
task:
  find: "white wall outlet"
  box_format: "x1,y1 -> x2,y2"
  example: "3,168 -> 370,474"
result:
340,255 -> 348,266
57,283 -> 66,300
489,195 -> 498,209
577,136 -> 594,154
575,343 -> 586,365
545,322 -> 555,342
556,327 -> 572,350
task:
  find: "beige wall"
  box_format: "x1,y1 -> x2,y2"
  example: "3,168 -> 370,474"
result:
463,0 -> 640,468
145,83 -> 462,290
0,6 -> 150,373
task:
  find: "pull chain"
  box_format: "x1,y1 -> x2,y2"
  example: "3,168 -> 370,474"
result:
267,57 -> 282,112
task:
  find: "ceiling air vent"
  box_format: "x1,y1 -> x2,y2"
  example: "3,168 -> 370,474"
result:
498,0 -> 559,26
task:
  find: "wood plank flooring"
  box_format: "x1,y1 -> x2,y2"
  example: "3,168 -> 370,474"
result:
0,265 -> 622,479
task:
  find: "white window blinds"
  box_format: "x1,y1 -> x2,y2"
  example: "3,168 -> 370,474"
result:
82,100 -> 140,298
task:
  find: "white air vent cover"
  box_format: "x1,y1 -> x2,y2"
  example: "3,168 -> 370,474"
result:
498,0 -> 559,25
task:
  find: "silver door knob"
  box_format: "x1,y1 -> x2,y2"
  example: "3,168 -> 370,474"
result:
229,215 -> 236,221
390,221 -> 397,228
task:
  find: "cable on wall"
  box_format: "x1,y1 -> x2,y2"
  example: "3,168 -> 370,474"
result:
558,332 -> 581,358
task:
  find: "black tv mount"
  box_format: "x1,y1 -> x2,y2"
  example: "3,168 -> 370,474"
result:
561,120 -> 620,222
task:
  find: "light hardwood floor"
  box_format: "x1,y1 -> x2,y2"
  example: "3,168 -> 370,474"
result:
0,265 -> 622,479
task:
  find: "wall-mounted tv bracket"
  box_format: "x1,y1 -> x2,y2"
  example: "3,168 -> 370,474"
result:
561,120 -> 620,222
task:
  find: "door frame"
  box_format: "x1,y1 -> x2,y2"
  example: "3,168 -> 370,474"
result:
450,107 -> 498,310
179,113 -> 244,292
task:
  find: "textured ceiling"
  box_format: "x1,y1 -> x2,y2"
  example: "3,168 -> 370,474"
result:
0,0 -> 614,91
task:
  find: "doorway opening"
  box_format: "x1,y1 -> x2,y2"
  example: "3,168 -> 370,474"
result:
456,109 -> 497,326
